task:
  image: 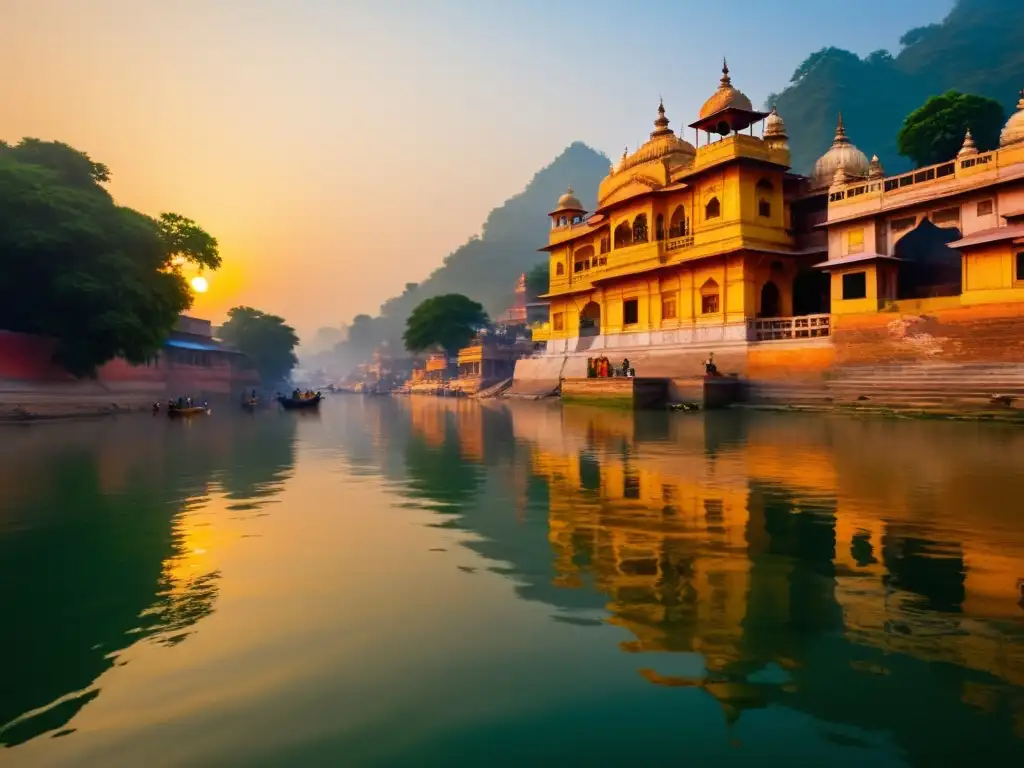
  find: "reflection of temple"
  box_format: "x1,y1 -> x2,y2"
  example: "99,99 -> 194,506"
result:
0,414 -> 296,746
376,398 -> 1024,757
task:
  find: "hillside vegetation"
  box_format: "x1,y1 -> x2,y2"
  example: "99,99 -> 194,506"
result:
773,0 -> 1024,175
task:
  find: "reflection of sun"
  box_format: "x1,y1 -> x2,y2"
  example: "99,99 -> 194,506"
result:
190,275 -> 209,293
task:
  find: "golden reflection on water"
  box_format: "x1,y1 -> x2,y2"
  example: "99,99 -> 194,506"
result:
399,397 -> 1024,735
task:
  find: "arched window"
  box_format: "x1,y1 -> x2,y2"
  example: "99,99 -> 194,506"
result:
614,221 -> 632,248
555,262 -> 565,276
700,278 -> 720,314
705,197 -> 721,220
756,178 -> 773,218
632,214 -> 649,243
573,245 -> 595,273
669,205 -> 688,238
655,214 -> 665,241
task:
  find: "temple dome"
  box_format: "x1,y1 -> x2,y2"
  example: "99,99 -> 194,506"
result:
698,60 -> 754,119
812,113 -> 870,189
553,186 -> 584,213
764,105 -> 787,138
614,100 -> 695,175
999,89 -> 1024,147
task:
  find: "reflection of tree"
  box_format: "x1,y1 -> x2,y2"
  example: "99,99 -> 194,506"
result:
404,420 -> 482,512
0,413 -> 295,746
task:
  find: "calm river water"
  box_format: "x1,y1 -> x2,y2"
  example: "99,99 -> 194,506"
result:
1,399 -> 1023,766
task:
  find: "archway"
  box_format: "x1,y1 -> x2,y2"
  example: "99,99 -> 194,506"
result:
579,301 -> 601,337
760,281 -> 781,318
894,219 -> 962,298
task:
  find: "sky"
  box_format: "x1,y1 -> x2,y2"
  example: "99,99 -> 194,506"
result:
0,0 -> 954,339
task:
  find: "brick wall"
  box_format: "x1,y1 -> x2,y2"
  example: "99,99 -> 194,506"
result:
0,330 -> 259,402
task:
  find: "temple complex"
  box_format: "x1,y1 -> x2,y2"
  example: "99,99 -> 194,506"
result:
525,64 -> 1024,394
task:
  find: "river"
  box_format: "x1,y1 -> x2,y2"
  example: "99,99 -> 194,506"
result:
1,399 -> 1022,766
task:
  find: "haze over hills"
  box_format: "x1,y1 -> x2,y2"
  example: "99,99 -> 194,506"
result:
773,0 -> 1024,175
319,141 -> 609,367
320,0 -> 1021,371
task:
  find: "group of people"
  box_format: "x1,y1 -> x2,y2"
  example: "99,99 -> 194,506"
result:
587,356 -> 634,378
290,388 -> 320,401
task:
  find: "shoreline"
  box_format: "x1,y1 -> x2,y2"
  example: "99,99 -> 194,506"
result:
0,403 -> 145,423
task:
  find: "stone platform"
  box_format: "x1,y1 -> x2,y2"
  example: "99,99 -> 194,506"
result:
561,377 -> 671,409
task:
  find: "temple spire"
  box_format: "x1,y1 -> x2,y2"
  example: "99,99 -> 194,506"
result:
833,112 -> 848,145
720,57 -> 731,86
957,127 -> 978,158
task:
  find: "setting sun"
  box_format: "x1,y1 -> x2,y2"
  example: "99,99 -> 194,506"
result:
190,275 -> 209,294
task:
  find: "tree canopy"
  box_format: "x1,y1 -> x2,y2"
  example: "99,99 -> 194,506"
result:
403,294 -> 488,356
218,306 -> 299,385
897,91 -> 1005,168
0,138 -> 219,376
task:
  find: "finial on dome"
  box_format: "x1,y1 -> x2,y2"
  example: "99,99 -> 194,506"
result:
957,128 -> 978,158
720,57 -> 731,86
831,160 -> 849,188
868,154 -> 884,179
652,98 -> 671,135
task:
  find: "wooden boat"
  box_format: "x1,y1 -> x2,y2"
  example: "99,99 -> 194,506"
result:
168,405 -> 209,418
241,398 -> 258,411
277,393 -> 322,410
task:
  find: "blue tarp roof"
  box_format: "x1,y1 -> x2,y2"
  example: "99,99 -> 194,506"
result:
164,338 -> 222,352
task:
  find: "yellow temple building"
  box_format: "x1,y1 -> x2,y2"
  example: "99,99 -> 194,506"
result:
530,64 -> 1024,373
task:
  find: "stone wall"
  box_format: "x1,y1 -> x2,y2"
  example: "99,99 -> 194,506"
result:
512,301 -> 1024,412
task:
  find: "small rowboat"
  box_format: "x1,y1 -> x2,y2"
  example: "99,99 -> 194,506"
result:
168,406 -> 209,418
241,398 -> 258,411
277,394 -> 322,410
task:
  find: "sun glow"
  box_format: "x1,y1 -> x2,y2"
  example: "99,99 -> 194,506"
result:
190,275 -> 209,293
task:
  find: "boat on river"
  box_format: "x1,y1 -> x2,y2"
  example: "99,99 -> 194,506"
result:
168,405 -> 209,418
277,393 -> 323,410
241,398 -> 259,411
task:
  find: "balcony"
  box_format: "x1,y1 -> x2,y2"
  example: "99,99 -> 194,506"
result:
748,314 -> 830,342
660,234 -> 694,260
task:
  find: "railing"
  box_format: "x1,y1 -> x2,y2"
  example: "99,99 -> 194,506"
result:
748,314 -> 830,342
663,234 -> 694,254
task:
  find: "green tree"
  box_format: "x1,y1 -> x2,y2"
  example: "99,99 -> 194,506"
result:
218,306 -> 299,384
897,91 -> 1005,168
525,261 -> 549,299
403,294 -> 488,356
157,212 -> 221,271
0,141 -> 220,376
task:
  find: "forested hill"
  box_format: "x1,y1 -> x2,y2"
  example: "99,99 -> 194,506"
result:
772,0 -> 1024,176
335,141 -> 609,362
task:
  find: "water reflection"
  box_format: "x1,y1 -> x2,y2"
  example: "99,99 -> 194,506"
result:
373,398 -> 1024,761
0,414 -> 295,746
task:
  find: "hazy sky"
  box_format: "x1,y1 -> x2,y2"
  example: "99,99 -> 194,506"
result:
1,0 -> 953,338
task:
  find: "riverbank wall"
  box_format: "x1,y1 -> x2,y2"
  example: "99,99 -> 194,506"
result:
508,301 -> 1024,413
0,330 -> 259,420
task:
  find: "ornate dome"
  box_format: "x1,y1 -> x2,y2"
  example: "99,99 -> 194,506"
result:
553,185 -> 584,213
763,104 -> 787,138
811,113 -> 870,190
999,89 -> 1024,147
698,59 -> 754,120
868,154 -> 885,179
957,128 -> 979,158
614,101 -> 696,175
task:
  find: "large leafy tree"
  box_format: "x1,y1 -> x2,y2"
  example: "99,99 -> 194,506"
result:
0,139 -> 219,376
218,306 -> 299,385
897,91 -> 1005,168
403,294 -> 488,356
